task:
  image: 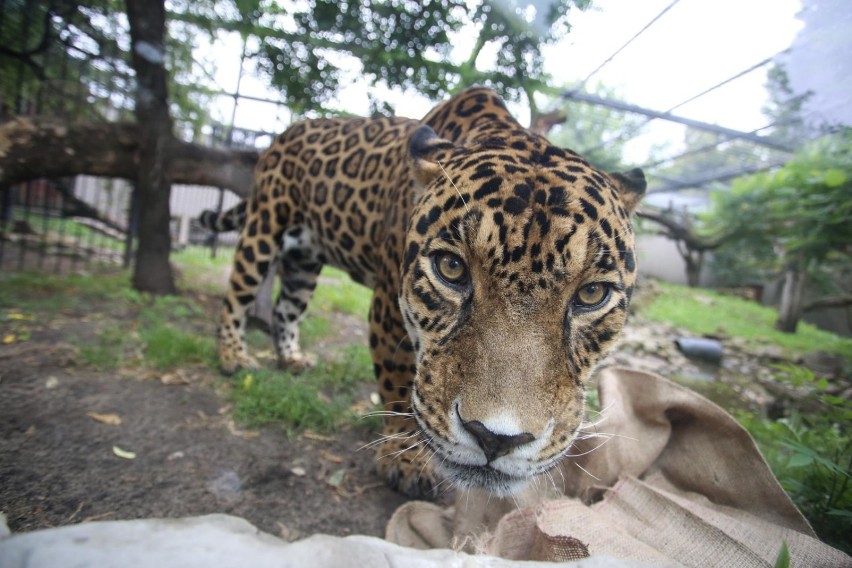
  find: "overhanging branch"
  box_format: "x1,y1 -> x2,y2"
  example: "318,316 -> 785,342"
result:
0,117 -> 258,197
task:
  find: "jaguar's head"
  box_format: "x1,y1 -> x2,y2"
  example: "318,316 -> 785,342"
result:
399,125 -> 645,495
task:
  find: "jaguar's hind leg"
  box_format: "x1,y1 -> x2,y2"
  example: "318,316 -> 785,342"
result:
218,199 -> 282,375
272,232 -> 323,371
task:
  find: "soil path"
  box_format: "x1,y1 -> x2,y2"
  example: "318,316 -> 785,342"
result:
0,339 -> 410,539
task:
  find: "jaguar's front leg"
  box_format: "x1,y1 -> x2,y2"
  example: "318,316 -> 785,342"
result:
368,288 -> 440,499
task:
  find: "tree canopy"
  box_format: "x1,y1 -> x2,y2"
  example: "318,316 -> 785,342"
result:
701,129 -> 852,331
703,130 -> 852,268
170,0 -> 591,116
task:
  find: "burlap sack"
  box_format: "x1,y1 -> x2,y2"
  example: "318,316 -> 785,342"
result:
386,367 -> 852,567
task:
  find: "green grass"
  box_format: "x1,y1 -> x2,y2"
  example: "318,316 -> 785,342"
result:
171,246 -> 232,294
77,327 -> 128,369
140,325 -> 216,369
230,344 -> 374,435
0,269 -> 131,312
312,267 -> 372,317
6,213 -> 125,253
643,281 -> 852,358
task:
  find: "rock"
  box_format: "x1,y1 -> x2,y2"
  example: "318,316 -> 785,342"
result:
675,337 -> 723,365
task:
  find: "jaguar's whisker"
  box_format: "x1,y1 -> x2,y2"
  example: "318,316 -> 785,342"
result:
574,462 -> 601,481
437,161 -> 470,214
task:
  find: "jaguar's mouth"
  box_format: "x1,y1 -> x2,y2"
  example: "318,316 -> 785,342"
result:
436,458 -> 531,496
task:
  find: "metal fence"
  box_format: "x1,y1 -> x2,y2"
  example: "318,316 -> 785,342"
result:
0,1 -> 279,275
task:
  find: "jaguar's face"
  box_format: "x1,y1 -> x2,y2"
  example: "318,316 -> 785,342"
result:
398,126 -> 645,495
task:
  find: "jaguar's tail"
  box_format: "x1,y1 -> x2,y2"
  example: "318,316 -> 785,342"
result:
198,201 -> 247,232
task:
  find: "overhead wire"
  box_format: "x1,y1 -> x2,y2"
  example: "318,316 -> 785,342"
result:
577,55 -> 778,156
567,0 -> 683,94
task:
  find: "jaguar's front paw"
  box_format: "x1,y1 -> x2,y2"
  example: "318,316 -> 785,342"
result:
375,435 -> 442,499
278,350 -> 317,373
220,349 -> 260,375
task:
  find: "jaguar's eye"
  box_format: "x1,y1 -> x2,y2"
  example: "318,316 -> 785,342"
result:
573,283 -> 610,310
433,252 -> 468,286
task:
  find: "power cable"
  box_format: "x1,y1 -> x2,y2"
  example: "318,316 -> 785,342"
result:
568,0 -> 682,94
578,55 -> 777,156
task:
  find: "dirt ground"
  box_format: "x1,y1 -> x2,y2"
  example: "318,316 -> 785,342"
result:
0,315 -> 415,540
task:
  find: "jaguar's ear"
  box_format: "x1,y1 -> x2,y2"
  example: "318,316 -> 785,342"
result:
409,125 -> 455,191
607,167 -> 646,213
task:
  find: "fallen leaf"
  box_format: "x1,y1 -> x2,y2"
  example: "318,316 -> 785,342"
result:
276,521 -> 293,541
86,411 -> 122,425
320,450 -> 344,464
325,468 -> 346,488
369,392 -> 381,406
290,466 -> 307,477
112,445 -> 136,460
82,512 -> 114,523
225,418 -> 259,438
45,376 -> 60,389
160,370 -> 190,385
7,313 -> 34,321
302,430 -> 333,442
255,349 -> 275,360
2,334 -> 16,344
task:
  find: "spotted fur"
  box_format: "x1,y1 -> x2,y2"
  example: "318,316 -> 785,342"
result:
205,87 -> 646,498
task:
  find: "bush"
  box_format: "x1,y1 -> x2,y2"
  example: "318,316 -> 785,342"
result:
738,365 -> 851,553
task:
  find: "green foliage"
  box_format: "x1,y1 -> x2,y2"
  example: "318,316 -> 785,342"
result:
1,1 -> 212,136
172,0 -> 590,115
703,131 -> 852,270
737,365 -> 851,553
774,542 -> 791,568
643,282 -> 852,358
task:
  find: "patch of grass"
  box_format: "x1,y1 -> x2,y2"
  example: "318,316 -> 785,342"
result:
172,247 -> 232,294
313,266 -> 372,317
0,270 -> 131,312
138,294 -> 204,326
231,343 -> 374,434
643,281 -> 852,358
140,325 -> 215,370
77,327 -> 128,369
300,314 -> 332,347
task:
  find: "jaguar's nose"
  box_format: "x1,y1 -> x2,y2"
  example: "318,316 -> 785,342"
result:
461,419 -> 535,462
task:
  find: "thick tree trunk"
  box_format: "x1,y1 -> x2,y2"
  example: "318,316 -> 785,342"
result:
775,263 -> 807,333
126,0 -> 175,294
0,117 -> 257,196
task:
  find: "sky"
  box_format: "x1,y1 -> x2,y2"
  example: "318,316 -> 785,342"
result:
204,0 -> 805,163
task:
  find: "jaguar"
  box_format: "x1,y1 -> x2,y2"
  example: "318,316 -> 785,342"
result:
200,87 -> 646,497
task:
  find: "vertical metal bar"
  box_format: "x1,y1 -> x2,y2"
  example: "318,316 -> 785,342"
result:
210,187 -> 225,259
123,184 -> 138,269
210,38 -> 247,259
38,180 -> 49,269
55,182 -> 68,274
17,182 -> 31,270
0,184 -> 10,270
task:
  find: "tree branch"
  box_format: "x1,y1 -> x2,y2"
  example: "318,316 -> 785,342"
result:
0,117 -> 257,196
637,208 -> 727,251
802,295 -> 852,312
